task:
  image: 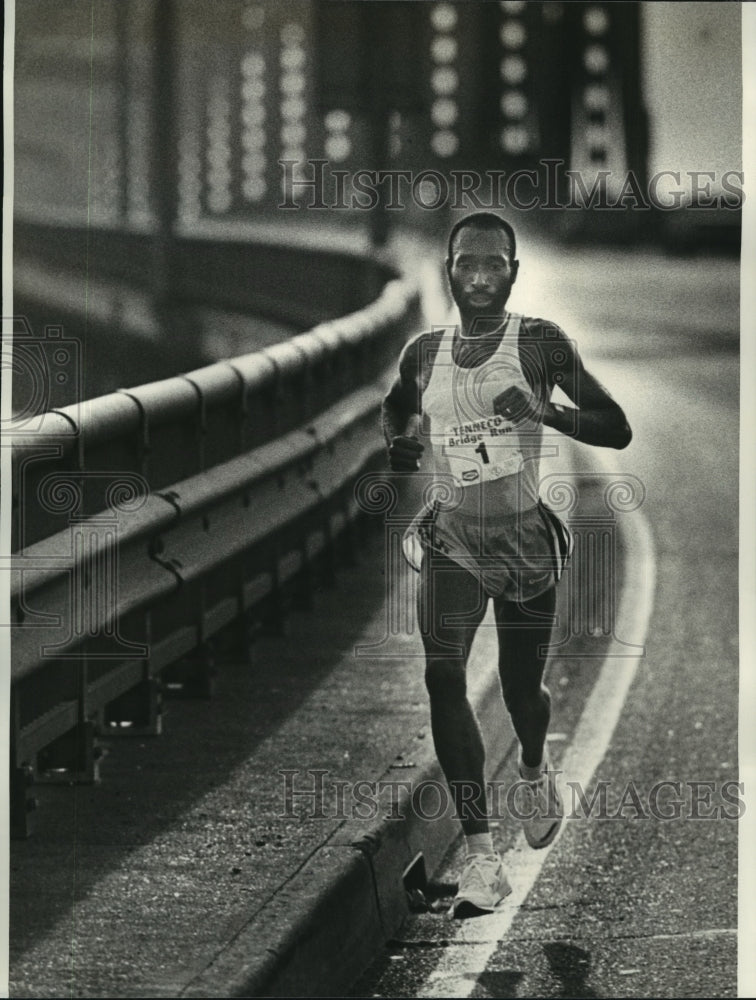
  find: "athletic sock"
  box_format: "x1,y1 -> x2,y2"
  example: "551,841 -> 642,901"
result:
519,754 -> 546,782
465,832 -> 495,857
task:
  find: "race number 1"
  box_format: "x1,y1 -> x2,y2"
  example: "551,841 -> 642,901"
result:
444,416 -> 522,487
475,441 -> 490,464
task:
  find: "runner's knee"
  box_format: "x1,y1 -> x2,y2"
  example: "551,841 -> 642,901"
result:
500,678 -> 550,717
425,658 -> 467,703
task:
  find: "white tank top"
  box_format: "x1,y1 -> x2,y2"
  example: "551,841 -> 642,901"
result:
422,314 -> 543,515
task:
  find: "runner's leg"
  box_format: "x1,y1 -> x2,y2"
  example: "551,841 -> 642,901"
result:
418,551 -> 490,834
493,586 -> 557,769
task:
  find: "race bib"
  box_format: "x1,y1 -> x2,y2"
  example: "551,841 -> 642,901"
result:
442,414 -> 523,487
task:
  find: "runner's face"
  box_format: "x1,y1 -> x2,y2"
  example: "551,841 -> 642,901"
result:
447,226 -> 518,317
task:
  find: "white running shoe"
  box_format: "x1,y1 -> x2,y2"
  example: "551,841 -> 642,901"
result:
452,853 -> 512,918
519,758 -> 563,849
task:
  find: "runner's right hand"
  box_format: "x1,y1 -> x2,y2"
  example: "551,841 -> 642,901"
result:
389,435 -> 424,471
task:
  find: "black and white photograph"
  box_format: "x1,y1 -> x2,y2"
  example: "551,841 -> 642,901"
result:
2,1 -> 752,997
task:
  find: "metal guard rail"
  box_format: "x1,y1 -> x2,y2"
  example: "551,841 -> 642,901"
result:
14,219 -> 396,330
12,277 -> 418,549
10,274 -> 421,836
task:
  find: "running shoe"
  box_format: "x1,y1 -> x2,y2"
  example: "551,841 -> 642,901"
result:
519,757 -> 563,849
452,853 -> 512,918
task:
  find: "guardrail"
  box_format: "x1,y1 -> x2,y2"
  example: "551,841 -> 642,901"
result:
14,218 -> 392,330
13,218 -> 397,408
10,273 -> 421,837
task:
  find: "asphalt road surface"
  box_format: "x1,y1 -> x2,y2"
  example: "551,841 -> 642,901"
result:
8,239 -> 743,1000
350,244 -> 742,1000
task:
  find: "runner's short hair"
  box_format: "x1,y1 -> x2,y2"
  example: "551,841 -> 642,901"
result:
447,212 -> 517,263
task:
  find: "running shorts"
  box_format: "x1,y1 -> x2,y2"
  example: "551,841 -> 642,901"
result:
402,497 -> 573,603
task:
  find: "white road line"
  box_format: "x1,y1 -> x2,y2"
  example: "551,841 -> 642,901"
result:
416,491 -> 657,997
407,927 -> 736,948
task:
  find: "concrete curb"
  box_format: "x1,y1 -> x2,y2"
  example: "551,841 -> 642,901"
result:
180,439 -> 638,998
180,671 -> 514,999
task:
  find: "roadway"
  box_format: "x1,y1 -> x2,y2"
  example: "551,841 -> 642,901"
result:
8,238 -> 743,998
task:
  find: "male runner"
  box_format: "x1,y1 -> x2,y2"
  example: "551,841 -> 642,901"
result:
382,212 -> 631,917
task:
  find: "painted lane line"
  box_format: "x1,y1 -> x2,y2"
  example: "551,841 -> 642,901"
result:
402,927 -> 737,949
416,491 -> 657,997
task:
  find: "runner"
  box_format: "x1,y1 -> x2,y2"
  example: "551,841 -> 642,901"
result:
382,212 -> 632,917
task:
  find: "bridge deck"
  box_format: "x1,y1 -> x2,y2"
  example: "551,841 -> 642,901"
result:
8,238 -> 742,998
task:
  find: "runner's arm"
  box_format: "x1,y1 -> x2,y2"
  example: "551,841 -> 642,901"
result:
382,335 -> 426,469
542,329 -> 632,449
381,334 -> 426,442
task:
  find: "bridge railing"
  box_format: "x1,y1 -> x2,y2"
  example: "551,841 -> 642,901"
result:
13,217 -> 399,420
10,267 -> 421,837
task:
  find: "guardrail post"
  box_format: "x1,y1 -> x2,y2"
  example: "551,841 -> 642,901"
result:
162,641 -> 217,699
10,691 -> 38,839
10,763 -> 37,840
35,666 -> 100,787
290,534 -> 314,612
36,721 -> 99,784
259,548 -> 286,636
102,675 -> 163,736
